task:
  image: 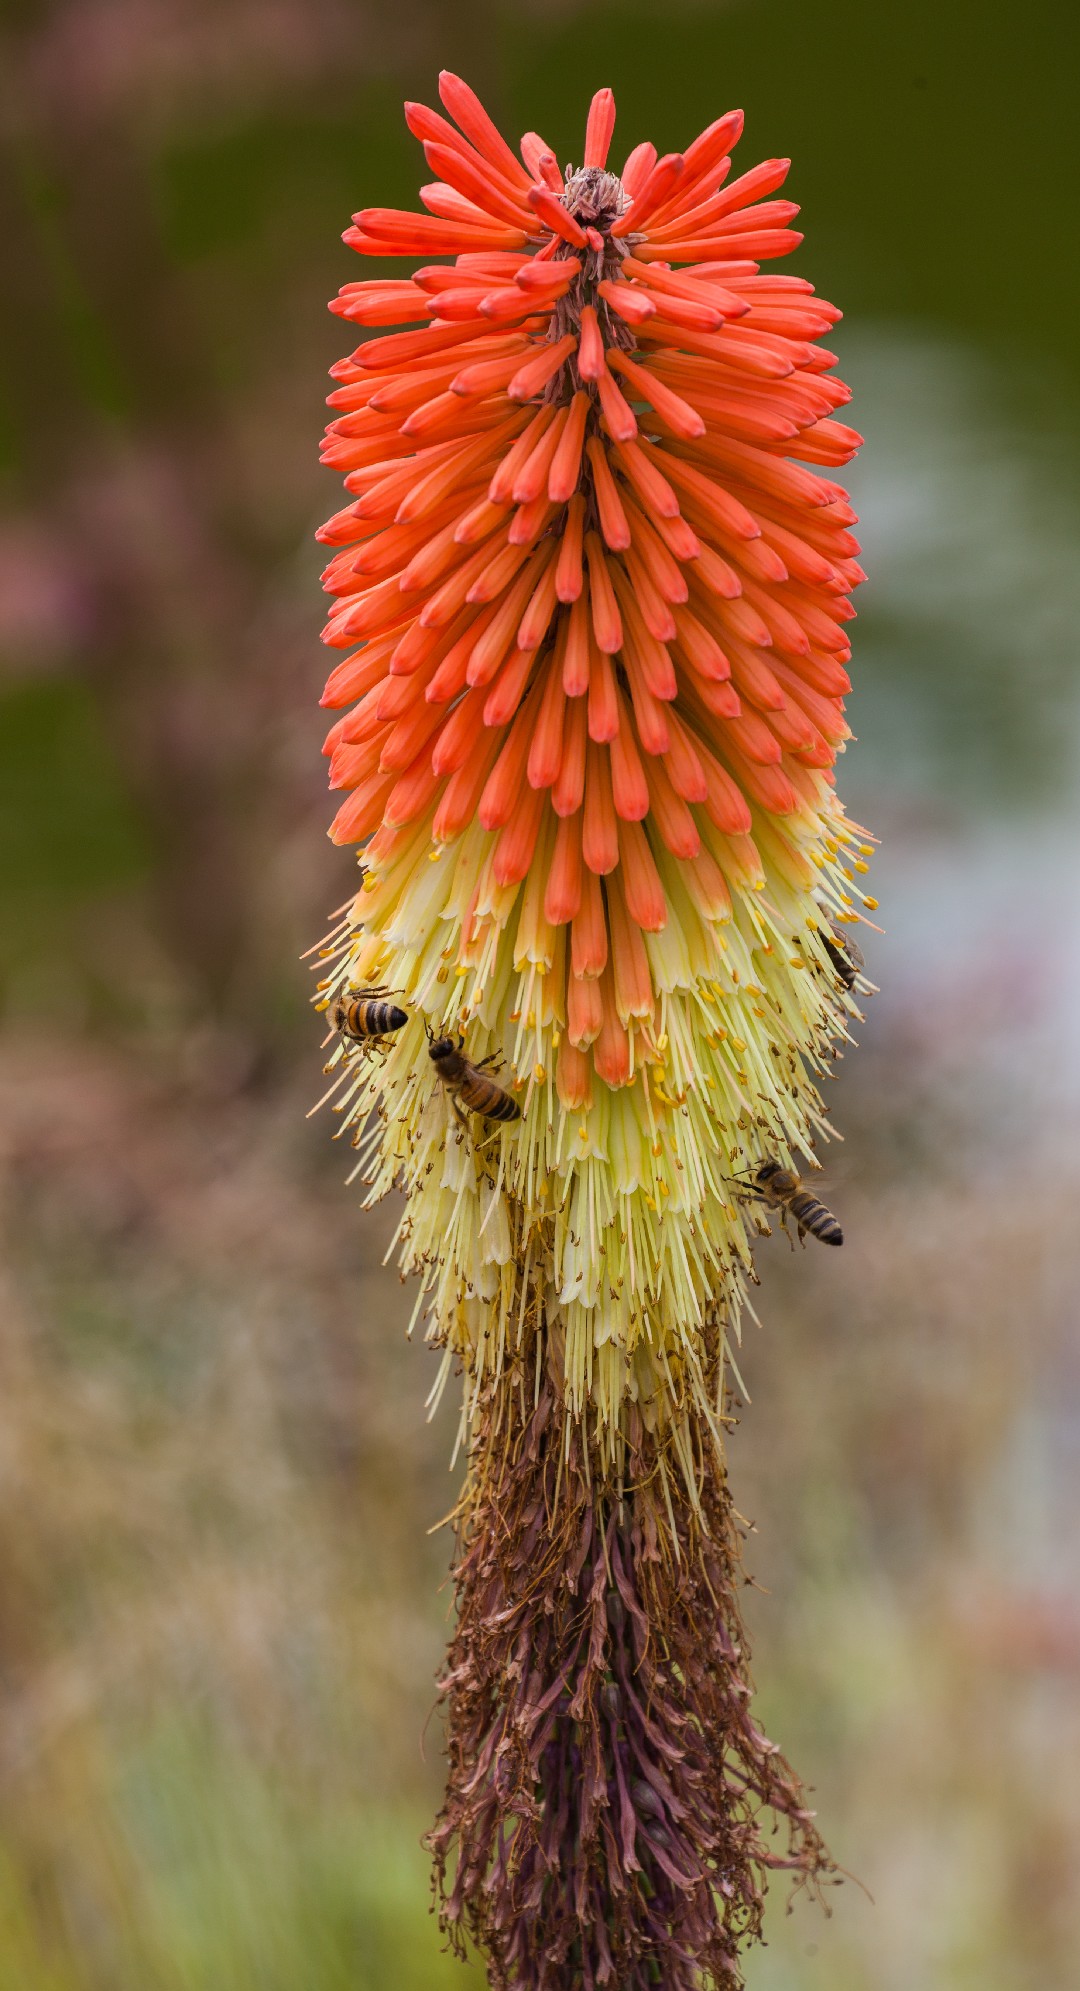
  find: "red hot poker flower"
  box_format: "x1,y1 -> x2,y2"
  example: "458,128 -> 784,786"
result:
318,73 -> 865,1103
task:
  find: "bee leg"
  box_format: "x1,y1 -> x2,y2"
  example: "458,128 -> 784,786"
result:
449,1094 -> 471,1139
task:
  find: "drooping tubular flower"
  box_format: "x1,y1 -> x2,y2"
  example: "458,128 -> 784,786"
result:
314,73 -> 874,1991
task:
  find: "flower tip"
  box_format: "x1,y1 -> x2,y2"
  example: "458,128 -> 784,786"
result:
584,85 -> 617,170
556,1038 -> 593,1110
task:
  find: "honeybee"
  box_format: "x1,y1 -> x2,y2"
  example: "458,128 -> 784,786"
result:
820,920 -> 865,992
428,1034 -> 522,1125
331,985 -> 408,1043
739,1159 -> 843,1247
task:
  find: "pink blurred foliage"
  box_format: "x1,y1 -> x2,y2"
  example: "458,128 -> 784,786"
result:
17,0 -> 378,129
0,521 -> 91,672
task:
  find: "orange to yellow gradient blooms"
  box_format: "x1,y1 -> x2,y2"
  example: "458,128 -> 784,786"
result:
314,75 -> 874,1462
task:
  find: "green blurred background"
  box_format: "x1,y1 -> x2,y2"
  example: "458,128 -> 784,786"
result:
2,1 -> 1079,1984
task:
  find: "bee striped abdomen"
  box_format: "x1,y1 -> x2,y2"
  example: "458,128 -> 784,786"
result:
359,1000 -> 408,1036
428,1036 -> 522,1124
789,1192 -> 843,1246
333,991 -> 408,1040
462,1078 -> 520,1122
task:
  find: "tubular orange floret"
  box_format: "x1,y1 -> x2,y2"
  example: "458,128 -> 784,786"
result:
587,642 -> 620,743
594,363 -> 638,442
511,410 -> 568,504
620,139 -> 656,197
492,778 -> 546,885
528,185 -> 589,247
422,141 -> 534,230
555,490 -> 587,602
620,149 -> 685,230
577,305 -> 606,382
607,867 -> 655,1022
548,391 -> 591,505
527,649 -> 567,788
592,964 -> 632,1086
562,592 -> 591,696
595,279 -> 656,327
478,678 -> 545,828
508,490 -> 557,548
516,545 -> 559,650
621,543 -> 678,641
516,254 -> 581,291
437,71 -> 533,191
570,864 -> 609,979
544,809 -> 584,925
582,737 -> 620,875
555,1035 -> 593,1108
609,687 -> 651,820
583,87 -> 617,170
617,817 -> 668,931
566,962 -> 604,1046
552,691 -> 588,816
645,751 -> 702,860
483,643 -> 537,729
508,332 -> 579,403
585,437 -> 631,550
584,532 -> 623,655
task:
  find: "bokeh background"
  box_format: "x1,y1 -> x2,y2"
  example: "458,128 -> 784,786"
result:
2,1 -> 1079,1984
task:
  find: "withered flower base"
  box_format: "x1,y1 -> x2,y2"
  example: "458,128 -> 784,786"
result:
312,73 -> 872,1988
431,1311 -> 828,1991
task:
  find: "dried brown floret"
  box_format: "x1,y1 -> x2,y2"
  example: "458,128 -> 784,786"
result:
429,1314 -> 833,1989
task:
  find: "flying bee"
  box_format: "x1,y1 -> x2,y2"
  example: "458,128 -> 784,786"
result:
820,920 -> 865,992
427,1033 -> 521,1126
736,1159 -> 844,1247
331,985 -> 408,1044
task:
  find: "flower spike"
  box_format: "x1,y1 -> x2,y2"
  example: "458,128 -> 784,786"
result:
313,74 -> 875,1990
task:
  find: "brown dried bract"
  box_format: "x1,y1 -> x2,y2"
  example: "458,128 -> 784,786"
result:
428,1321 -> 834,1990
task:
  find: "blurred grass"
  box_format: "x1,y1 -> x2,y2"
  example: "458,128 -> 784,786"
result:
0,1741 -> 474,1990
51,1727 -> 473,1990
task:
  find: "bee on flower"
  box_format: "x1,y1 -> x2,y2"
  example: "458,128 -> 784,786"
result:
330,985 -> 408,1043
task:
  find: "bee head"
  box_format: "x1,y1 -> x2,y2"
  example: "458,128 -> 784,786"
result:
428,1035 -> 455,1064
755,1160 -> 782,1185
